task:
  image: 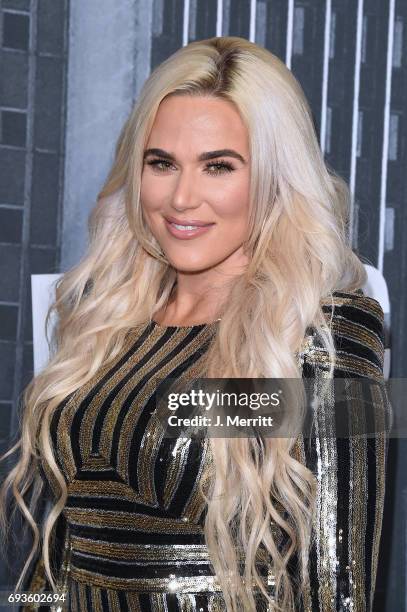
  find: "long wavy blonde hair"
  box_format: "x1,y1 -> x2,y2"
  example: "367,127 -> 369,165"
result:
0,36 -> 366,611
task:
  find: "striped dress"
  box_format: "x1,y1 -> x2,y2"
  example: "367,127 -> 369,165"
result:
22,289 -> 388,611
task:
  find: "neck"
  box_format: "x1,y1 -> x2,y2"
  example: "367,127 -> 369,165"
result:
155,247 -> 249,326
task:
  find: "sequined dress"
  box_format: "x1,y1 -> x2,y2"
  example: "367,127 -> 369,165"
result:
23,290 -> 388,611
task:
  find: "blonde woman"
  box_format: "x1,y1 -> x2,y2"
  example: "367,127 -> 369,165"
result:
0,36 -> 388,612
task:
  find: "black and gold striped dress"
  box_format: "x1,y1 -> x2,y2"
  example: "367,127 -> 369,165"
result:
23,289 -> 388,611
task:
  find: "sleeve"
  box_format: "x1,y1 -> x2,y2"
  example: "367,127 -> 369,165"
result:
20,478 -> 71,611
21,555 -> 51,612
297,291 -> 390,612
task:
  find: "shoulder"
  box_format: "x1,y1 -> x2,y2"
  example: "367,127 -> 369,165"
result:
321,289 -> 384,336
301,289 -> 385,378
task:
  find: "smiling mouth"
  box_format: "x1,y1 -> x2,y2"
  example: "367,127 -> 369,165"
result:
170,222 -> 210,230
163,215 -> 215,229
164,218 -> 215,239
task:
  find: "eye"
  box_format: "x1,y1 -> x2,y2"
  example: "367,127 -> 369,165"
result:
206,160 -> 235,175
146,159 -> 173,172
145,158 -> 235,176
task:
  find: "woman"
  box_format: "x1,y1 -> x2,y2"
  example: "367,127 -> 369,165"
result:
0,36 -> 388,612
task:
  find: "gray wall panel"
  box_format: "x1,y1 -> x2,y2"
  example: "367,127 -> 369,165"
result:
61,0 -> 153,271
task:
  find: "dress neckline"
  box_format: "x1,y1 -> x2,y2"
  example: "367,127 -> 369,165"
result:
150,318 -> 221,330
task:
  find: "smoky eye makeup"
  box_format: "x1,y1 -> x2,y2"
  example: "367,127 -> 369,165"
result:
145,157 -> 236,175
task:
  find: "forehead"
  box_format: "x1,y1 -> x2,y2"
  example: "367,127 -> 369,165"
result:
147,95 -> 249,149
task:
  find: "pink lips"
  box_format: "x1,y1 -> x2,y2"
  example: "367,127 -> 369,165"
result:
164,218 -> 215,240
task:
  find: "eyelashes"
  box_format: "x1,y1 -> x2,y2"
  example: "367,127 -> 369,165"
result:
145,158 -> 235,176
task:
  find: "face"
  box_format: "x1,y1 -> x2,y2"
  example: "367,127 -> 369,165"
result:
140,95 -> 251,275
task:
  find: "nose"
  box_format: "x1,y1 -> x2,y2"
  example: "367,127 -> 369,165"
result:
171,167 -> 200,212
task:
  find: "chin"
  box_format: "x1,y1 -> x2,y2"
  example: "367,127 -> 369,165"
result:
167,256 -> 219,274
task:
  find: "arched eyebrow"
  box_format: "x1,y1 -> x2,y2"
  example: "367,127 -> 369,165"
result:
143,148 -> 247,164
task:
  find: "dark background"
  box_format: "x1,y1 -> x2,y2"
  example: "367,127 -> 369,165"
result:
0,0 -> 406,609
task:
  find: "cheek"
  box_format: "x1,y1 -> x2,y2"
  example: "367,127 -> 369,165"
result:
140,175 -> 166,211
211,179 -> 250,222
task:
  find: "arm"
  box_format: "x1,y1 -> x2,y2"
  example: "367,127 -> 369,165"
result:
299,291 -> 389,612
20,482 -> 71,611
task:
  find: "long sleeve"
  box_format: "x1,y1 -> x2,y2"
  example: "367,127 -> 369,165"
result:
297,290 -> 389,612
20,474 -> 71,611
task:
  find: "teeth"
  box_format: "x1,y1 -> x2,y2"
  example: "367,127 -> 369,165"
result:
172,223 -> 200,230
